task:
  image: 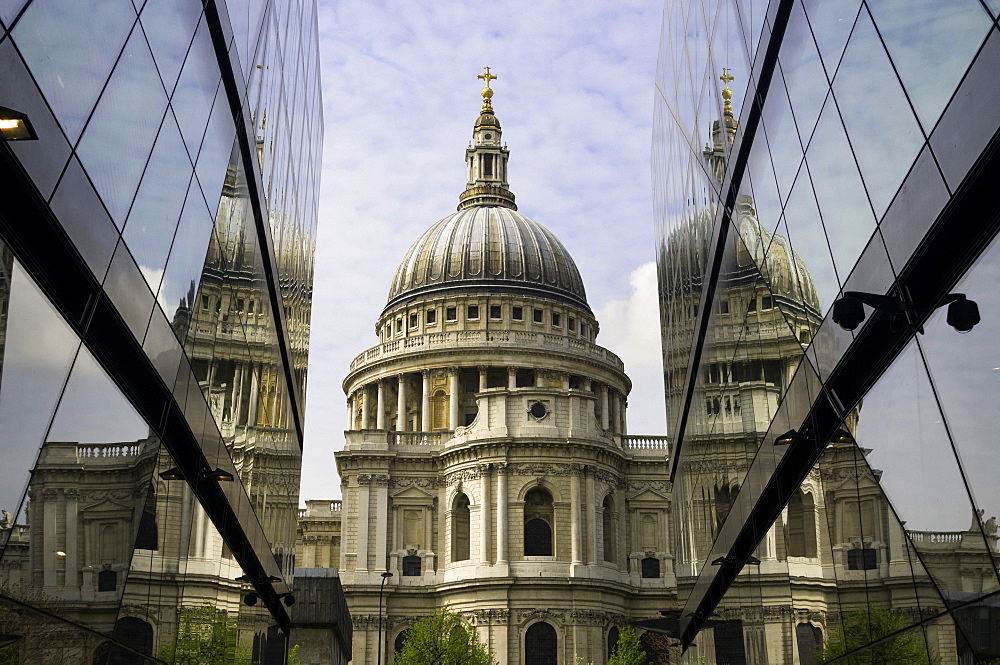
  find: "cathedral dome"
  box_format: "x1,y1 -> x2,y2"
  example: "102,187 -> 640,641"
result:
386,205 -> 589,310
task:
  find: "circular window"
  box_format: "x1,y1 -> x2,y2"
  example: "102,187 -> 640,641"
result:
529,402 -> 547,419
484,133 -> 492,139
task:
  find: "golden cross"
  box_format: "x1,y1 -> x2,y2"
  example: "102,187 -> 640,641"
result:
720,68 -> 734,89
478,66 -> 497,89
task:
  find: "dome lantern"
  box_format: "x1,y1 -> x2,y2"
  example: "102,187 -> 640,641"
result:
459,67 -> 517,211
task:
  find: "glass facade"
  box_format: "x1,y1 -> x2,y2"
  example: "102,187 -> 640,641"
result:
654,0 -> 1000,662
0,0 -> 323,662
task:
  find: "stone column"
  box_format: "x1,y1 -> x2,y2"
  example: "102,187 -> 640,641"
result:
570,468 -> 582,566
480,465 -> 491,564
535,370 -> 545,388
396,374 -> 407,431
421,371 -> 431,431
347,395 -> 353,430
361,386 -> 370,429
478,366 -> 488,392
507,367 -> 517,390
42,490 -> 58,587
619,394 -> 627,434
356,476 -> 370,572
376,380 -> 386,430
585,468 -> 596,564
449,368 -> 460,429
64,489 -> 79,587
600,385 -> 610,430
375,475 -> 389,571
496,465 -> 508,565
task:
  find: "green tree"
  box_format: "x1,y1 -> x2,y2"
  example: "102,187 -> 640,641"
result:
394,608 -> 495,665
157,603 -> 252,665
607,627 -> 647,665
819,604 -> 938,665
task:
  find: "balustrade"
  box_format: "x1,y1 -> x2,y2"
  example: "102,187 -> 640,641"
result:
350,330 -> 624,372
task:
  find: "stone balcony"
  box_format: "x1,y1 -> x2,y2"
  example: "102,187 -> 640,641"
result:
349,329 -> 625,374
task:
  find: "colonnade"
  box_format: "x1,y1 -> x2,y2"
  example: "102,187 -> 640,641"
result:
346,366 -> 627,434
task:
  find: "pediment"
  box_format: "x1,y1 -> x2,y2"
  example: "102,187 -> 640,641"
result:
81,497 -> 133,516
391,485 -> 435,501
627,488 -> 670,504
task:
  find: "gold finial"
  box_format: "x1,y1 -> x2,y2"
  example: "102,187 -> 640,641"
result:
478,66 -> 497,112
720,68 -> 734,117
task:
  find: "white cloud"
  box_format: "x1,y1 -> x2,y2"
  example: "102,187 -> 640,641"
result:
593,262 -> 667,436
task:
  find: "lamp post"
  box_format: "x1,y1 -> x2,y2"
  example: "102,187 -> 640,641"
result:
377,571 -> 393,665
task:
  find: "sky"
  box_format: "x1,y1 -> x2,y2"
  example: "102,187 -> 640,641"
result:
299,0 -> 669,502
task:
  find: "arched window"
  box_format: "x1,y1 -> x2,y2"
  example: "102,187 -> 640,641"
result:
452,493 -> 471,561
607,626 -> 620,661
524,488 -> 553,556
795,623 -> 822,664
98,569 -> 118,592
98,617 -> 153,665
641,557 -> 660,579
402,555 -> 421,576
394,629 -> 411,655
602,496 -> 615,562
786,490 -> 817,558
525,622 -> 557,665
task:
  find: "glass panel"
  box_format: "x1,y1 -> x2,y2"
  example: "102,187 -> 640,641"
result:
918,234 -> 1000,585
0,0 -> 26,26
170,15 -> 221,157
122,108 -> 193,296
858,339 -> 999,610
0,38 -> 72,200
76,23 -> 167,227
831,8 -> 924,218
0,595 -> 115,664
0,257 -> 81,556
2,341 -> 152,635
103,240 -> 156,342
929,27 -> 1000,192
803,96 -> 877,285
155,178 -> 214,334
138,0 -> 201,94
12,0 -> 136,143
778,0 -> 830,148
48,156 -> 120,281
780,167 -> 839,315
195,91 -> 237,216
878,145 -> 950,272
800,0 -> 862,79
867,0 -> 991,133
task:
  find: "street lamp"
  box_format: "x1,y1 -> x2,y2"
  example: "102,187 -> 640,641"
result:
377,571 -> 393,665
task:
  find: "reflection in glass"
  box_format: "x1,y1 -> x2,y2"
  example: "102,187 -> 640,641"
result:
76,22 -> 167,227
11,0 -> 136,143
831,8 -> 924,218
867,0 -> 991,133
0,257 -> 81,539
138,0 -> 202,94
122,109 -> 193,296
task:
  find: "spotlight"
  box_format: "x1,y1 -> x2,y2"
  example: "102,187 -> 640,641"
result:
243,592 -> 259,606
0,106 -> 38,141
832,291 -> 909,331
944,294 -> 980,333
774,429 -> 812,446
831,429 -> 853,444
54,550 -> 67,557
158,467 -> 184,480
746,556 -> 761,565
831,296 -> 865,331
203,468 -> 234,482
711,555 -> 734,566
277,592 -> 296,607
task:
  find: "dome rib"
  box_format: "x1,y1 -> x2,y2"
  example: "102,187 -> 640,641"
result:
385,207 -> 589,313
